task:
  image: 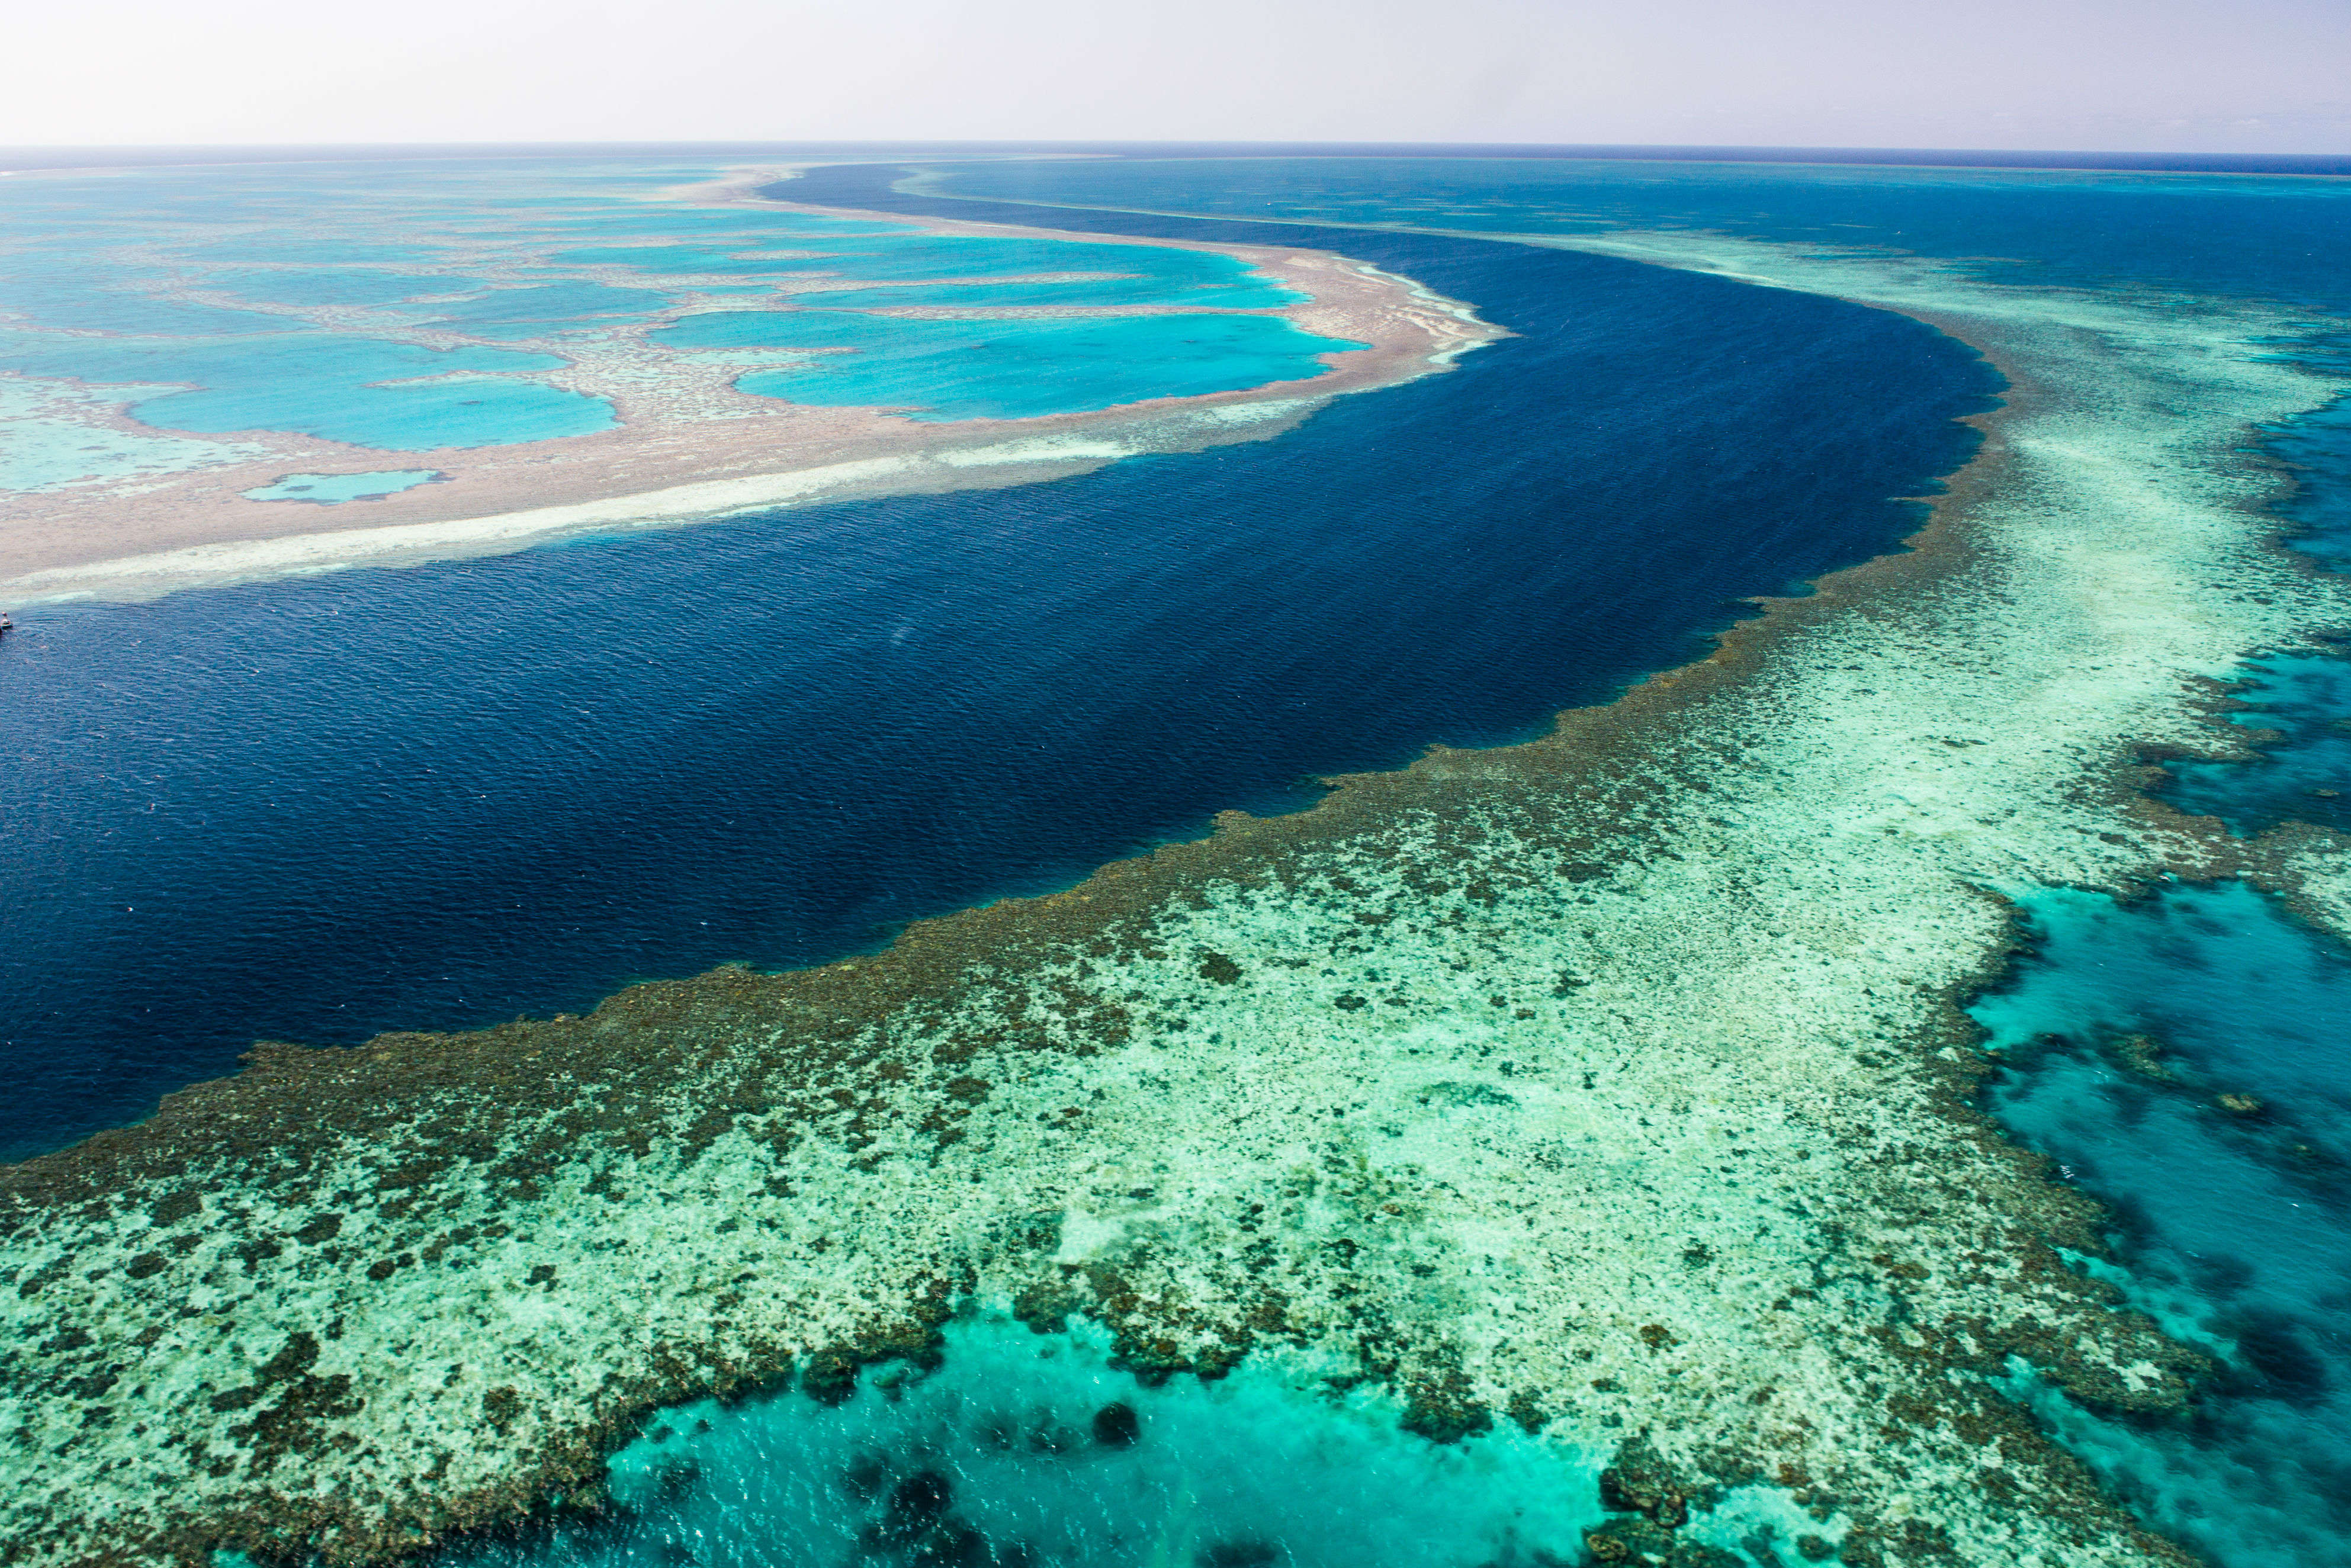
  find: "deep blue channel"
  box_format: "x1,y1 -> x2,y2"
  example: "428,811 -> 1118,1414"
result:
0,165 -> 1997,1159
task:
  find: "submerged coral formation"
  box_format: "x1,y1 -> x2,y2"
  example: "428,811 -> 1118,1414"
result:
5,221 -> 2349,1568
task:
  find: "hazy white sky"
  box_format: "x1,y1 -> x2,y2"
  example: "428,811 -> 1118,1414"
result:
4,0 -> 2345,152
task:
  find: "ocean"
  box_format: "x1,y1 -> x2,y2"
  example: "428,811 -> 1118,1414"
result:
5,148 -> 2350,1568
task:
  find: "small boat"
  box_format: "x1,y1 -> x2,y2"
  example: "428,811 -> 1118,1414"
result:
0,613 -> 12,637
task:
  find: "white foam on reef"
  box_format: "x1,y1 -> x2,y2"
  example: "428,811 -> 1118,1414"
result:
12,233 -> 2351,1566
1,401 -> 1316,603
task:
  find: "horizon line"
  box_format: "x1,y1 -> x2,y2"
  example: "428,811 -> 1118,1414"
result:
1,139 -> 2346,181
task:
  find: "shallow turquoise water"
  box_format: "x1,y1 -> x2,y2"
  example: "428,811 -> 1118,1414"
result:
242,470 -> 443,503
444,1316 -> 1615,1568
0,330 -> 608,451
654,309 -> 1361,420
180,237 -> 443,265
1971,882 -> 2351,1568
0,158 -> 1349,483
143,372 -> 615,450
782,275 -> 1303,310
0,265 -> 292,336
399,281 -> 677,327
695,232 -> 1297,305
205,268 -> 481,307
545,245 -> 846,273
2163,653 -> 2351,837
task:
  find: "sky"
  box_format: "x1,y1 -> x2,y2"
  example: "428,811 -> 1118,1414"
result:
2,0 -> 2346,153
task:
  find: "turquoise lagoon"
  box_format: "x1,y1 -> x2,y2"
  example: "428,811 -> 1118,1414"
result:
781,276 -> 1303,309
0,333 -> 614,450
0,158 -> 1344,493
200,267 -> 486,307
2163,651 -> 2351,837
242,470 -> 443,504
564,230 -> 1301,306
651,309 -> 1360,420
447,1317 -> 1636,1568
1972,883 -> 2351,1568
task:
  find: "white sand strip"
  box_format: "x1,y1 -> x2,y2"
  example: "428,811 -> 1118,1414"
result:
1,412 -> 1309,605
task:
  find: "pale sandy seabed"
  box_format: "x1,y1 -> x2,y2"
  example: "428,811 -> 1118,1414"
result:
4,220 -> 2350,1568
0,171 -> 1496,603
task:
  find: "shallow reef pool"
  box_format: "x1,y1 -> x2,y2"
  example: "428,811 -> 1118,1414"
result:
2160,652 -> 2351,837
436,1315 -> 1834,1568
1971,881 -> 2351,1568
654,309 -> 1363,420
241,469 -> 445,504
0,330 -> 611,451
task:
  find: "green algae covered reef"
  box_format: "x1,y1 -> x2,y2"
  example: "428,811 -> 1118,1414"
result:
7,242 -> 2351,1568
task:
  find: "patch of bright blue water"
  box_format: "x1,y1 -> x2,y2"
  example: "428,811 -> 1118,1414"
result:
2163,654 -> 2351,836
546,245 -> 843,271
1970,881 -> 2351,1568
242,469 -> 443,503
0,329 -> 616,446
0,332 -> 610,450
454,319 -> 663,342
560,233 -> 1301,309
656,309 -> 1360,420
783,274 -> 1305,310
0,210 -> 1996,1156
403,281 -> 678,326
0,266 -> 294,336
443,1316 -> 1608,1568
139,372 -> 615,449
207,268 -> 478,307
536,210 -> 903,238
800,236 -> 1277,291
179,238 -> 444,265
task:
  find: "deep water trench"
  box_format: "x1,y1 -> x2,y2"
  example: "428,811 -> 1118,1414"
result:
0,181 -> 1998,1159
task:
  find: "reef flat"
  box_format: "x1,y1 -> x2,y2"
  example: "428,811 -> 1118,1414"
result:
0,168 -> 1493,604
6,232 -> 2349,1568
